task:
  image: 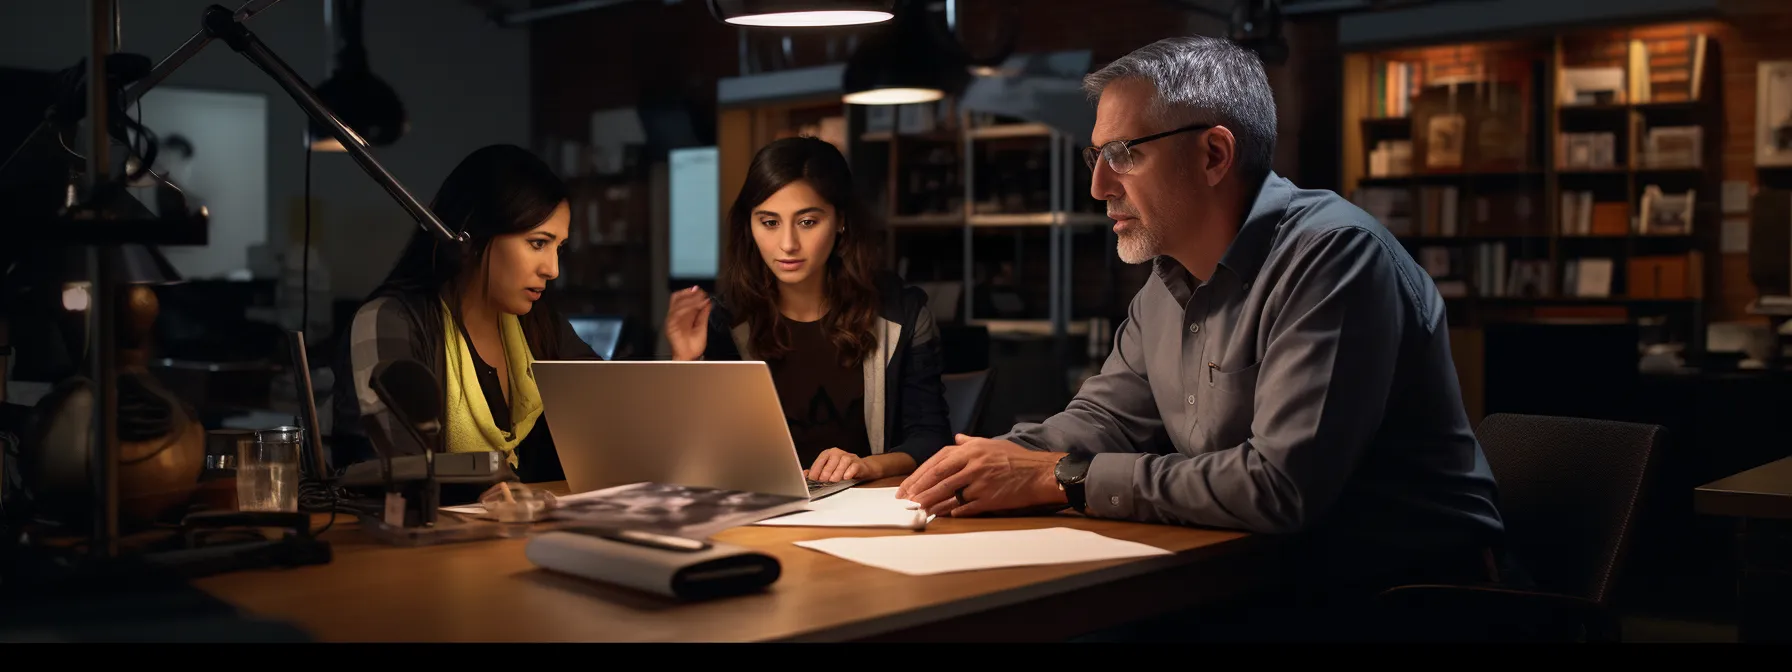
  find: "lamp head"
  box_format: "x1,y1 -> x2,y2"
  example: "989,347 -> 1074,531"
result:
307,67 -> 406,152
707,0 -> 894,27
841,0 -> 969,105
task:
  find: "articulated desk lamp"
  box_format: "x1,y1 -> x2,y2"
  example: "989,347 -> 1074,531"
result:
0,0 -> 464,577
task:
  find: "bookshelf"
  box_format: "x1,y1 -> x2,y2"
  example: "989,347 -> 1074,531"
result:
1342,23 -> 1723,364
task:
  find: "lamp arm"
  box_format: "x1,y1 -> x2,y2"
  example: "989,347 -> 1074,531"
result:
121,0 -> 283,109
122,2 -> 465,244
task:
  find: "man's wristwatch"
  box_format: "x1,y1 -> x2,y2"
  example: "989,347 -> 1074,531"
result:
1055,452 -> 1093,513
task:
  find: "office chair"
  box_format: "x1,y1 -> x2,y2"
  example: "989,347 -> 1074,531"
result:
1376,413 -> 1667,642
940,369 -> 995,437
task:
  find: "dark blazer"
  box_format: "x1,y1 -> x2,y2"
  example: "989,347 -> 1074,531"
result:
702,276 -> 952,465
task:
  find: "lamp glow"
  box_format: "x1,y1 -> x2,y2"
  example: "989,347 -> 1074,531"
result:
63,283 -> 92,312
843,87 -> 945,105
724,10 -> 892,26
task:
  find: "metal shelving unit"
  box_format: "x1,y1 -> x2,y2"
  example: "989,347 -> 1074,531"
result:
954,109 -> 1110,360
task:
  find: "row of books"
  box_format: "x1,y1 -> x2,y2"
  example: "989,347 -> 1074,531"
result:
1416,245 -> 1703,299
1353,186 -> 1548,238
1558,34 -> 1708,105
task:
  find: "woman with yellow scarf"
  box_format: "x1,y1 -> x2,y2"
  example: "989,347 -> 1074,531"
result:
331,145 -> 601,494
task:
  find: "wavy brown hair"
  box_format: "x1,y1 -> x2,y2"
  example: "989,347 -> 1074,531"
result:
720,137 -> 882,367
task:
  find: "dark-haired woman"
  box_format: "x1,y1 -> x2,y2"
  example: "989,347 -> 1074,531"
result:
331,144 -> 598,485
664,137 -> 950,484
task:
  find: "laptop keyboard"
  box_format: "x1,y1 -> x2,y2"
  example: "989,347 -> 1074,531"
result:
807,478 -> 860,495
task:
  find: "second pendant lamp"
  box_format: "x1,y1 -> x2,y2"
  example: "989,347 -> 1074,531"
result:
841,0 -> 971,105
308,0 -> 407,152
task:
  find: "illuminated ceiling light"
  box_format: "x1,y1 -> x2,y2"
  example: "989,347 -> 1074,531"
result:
841,0 -> 970,105
708,1 -> 894,28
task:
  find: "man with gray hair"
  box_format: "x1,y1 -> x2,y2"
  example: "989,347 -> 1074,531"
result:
897,36 -> 1518,634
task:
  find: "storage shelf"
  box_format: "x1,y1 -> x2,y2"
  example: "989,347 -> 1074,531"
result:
967,212 -> 1109,227
968,123 -> 1054,140
1357,170 -> 1544,186
855,102 -> 1119,361
889,213 -> 965,227
969,319 -> 1092,337
1556,100 -> 1707,113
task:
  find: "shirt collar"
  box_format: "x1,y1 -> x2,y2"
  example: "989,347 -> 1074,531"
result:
1215,171 -> 1293,286
1151,171 -> 1293,289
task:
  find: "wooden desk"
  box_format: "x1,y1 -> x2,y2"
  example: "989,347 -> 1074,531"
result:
1696,456 -> 1792,520
1695,457 -> 1792,644
192,480 -> 1281,642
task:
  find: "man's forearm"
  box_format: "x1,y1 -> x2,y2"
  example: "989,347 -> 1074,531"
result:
1081,444 -> 1310,533
1001,371 -> 1163,455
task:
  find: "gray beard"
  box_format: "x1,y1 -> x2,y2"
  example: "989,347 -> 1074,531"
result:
1115,225 -> 1162,264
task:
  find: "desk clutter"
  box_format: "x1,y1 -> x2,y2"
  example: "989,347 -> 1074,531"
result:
501,482 -> 1174,599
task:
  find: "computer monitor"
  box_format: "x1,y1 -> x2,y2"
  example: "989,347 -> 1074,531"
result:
669,146 -> 719,282
567,314 -> 626,361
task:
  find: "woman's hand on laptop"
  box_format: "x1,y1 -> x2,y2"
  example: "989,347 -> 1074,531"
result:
665,286 -> 712,361
808,449 -> 917,482
809,448 -> 873,482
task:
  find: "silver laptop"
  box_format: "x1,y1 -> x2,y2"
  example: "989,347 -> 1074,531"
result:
531,360 -> 859,500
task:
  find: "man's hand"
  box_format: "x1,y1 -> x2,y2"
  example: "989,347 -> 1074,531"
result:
895,435 -> 1068,517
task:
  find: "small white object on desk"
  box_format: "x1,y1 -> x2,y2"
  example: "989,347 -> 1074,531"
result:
794,527 -> 1173,576
754,488 -> 932,530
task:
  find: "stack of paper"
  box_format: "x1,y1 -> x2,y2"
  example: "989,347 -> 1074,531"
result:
753,488 -> 932,530
794,527 -> 1173,575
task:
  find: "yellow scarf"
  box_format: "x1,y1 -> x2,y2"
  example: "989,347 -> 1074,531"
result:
440,300 -> 542,467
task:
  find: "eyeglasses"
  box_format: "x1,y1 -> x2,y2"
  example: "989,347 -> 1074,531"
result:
1082,123 -> 1215,174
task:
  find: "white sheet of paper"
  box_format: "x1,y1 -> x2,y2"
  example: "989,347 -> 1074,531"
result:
794,527 -> 1173,575
755,488 -> 933,529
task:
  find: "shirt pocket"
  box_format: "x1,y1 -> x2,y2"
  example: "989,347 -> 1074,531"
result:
1199,361 -> 1260,448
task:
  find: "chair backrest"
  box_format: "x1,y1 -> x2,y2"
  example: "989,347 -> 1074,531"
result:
1475,413 -> 1665,604
940,369 -> 994,437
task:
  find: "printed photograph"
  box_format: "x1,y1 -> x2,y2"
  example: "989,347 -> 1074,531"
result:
553,482 -> 807,537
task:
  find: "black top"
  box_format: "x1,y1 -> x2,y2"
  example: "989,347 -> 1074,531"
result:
765,317 -> 870,467
698,274 -> 952,466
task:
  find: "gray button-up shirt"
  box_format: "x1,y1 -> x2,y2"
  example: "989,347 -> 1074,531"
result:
1004,173 -> 1504,551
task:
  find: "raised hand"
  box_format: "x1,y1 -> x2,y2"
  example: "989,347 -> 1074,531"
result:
665,286 -> 713,361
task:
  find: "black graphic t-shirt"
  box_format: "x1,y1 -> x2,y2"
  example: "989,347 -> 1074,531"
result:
765,317 -> 869,468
